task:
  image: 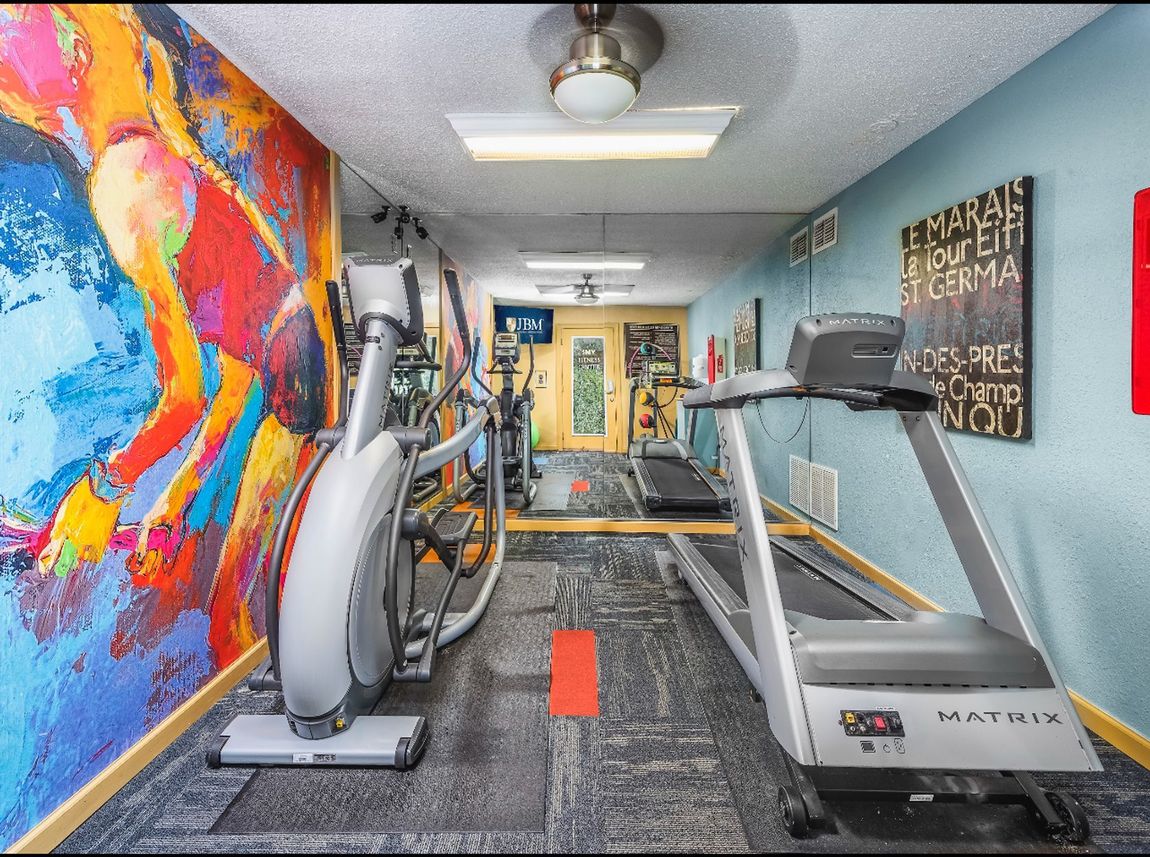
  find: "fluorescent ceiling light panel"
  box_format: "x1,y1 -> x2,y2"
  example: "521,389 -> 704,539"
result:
447,109 -> 736,162
519,251 -> 649,271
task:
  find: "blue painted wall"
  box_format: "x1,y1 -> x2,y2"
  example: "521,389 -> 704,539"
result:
688,4 -> 1150,738
688,232 -> 812,503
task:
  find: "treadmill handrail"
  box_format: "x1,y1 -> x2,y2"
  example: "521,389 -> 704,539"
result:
683,368 -> 937,412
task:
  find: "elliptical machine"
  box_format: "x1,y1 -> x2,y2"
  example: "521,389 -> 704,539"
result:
210,260 -> 507,770
470,331 -> 540,505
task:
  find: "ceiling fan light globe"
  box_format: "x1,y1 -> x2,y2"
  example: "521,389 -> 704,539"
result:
550,59 -> 640,124
574,291 -> 600,305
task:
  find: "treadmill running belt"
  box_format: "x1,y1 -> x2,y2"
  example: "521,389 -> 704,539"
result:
693,541 -> 883,621
641,457 -> 722,505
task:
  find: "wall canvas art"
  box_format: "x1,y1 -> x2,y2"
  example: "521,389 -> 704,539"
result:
732,297 -> 759,375
0,4 -> 333,846
900,177 -> 1032,439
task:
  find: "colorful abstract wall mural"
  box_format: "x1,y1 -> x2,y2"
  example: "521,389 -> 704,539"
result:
440,252 -> 491,476
0,4 -> 333,846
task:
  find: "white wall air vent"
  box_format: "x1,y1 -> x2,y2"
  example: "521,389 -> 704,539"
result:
811,208 -> 838,255
809,461 -> 839,530
789,227 -> 809,267
789,455 -> 811,514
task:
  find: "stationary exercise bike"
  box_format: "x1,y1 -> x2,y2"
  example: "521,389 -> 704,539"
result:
470,331 -> 540,505
209,260 -> 507,770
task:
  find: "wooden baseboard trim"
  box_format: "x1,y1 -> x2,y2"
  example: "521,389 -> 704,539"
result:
507,517 -> 733,534
500,517 -> 807,536
806,525 -> 1150,772
806,527 -> 943,612
1070,692 -> 1150,770
419,485 -> 447,513
421,540 -> 500,565
709,468 -> 803,525
761,495 -> 804,524
8,640 -> 269,854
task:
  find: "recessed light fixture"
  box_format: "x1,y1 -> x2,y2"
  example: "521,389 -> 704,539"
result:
446,109 -> 735,162
519,251 -> 649,271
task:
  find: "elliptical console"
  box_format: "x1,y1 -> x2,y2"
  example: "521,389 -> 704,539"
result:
474,330 -> 540,505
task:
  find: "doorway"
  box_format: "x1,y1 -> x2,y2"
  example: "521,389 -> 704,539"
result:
558,325 -> 620,451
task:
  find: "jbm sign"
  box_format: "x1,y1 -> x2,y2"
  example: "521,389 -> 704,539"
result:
494,304 -> 554,344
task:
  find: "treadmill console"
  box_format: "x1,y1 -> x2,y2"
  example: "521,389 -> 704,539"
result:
840,709 -> 904,737
787,314 -> 904,387
493,332 -> 520,363
650,361 -> 678,379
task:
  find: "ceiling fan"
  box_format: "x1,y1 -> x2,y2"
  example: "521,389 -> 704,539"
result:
535,273 -> 635,304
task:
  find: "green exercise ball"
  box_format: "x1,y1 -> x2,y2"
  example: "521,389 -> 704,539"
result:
531,420 -> 541,449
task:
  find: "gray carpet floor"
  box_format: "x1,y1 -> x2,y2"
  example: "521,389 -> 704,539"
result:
209,563 -> 552,835
58,533 -> 1150,854
457,451 -> 783,522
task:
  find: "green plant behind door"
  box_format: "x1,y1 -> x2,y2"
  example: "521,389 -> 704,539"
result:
572,336 -> 606,436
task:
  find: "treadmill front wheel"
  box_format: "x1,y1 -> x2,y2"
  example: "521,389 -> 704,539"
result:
778,785 -> 809,837
1045,791 -> 1090,844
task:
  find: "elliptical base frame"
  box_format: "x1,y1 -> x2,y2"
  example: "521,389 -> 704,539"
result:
209,715 -> 429,771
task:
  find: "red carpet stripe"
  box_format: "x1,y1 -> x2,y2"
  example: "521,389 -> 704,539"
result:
549,630 -> 599,716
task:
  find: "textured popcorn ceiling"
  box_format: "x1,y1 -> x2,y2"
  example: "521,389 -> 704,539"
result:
173,3 -> 1109,304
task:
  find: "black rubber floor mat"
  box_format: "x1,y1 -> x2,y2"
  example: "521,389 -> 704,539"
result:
209,563 -> 553,835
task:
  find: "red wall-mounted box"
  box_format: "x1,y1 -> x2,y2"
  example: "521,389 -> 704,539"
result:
1134,187 -> 1150,414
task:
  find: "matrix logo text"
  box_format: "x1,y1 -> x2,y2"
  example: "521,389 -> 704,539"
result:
825,317 -> 888,327
938,711 -> 1063,725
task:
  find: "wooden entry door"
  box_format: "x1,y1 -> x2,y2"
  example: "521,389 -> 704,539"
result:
558,325 -> 620,451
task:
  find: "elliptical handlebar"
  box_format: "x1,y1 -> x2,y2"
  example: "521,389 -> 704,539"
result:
387,268 -> 507,683
415,270 -> 470,431
520,338 -> 535,398
470,334 -> 495,398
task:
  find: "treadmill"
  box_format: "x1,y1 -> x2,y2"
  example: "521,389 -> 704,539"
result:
668,312 -> 1098,843
627,374 -> 730,513
669,533 -> 912,680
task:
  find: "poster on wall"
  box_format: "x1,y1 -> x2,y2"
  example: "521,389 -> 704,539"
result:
733,298 -> 760,375
494,304 -> 554,344
0,4 -> 333,847
571,336 -> 607,436
624,322 -> 679,375
900,176 -> 1032,440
